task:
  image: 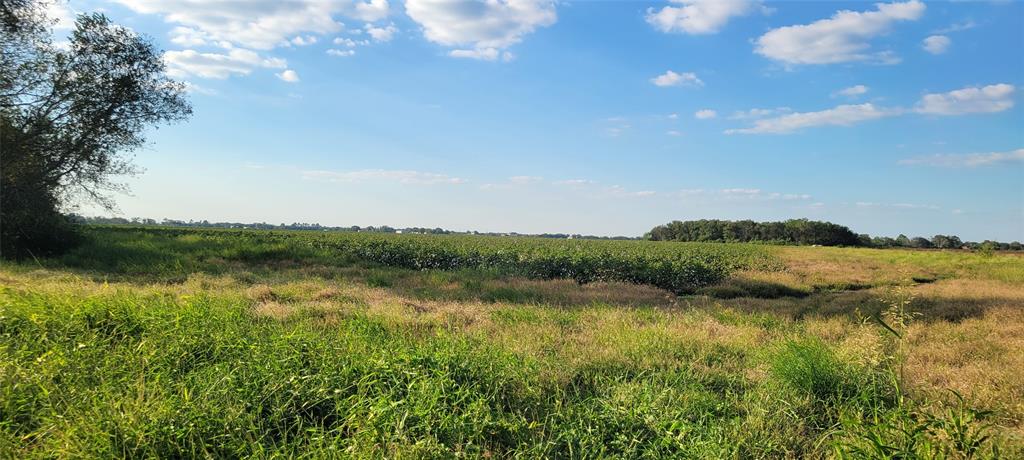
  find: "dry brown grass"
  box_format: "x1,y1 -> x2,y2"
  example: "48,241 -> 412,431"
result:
905,306 -> 1024,437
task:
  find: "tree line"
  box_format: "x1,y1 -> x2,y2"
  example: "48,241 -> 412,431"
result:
69,215 -> 640,240
645,219 -> 1022,250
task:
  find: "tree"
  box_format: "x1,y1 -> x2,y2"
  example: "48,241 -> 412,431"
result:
1,1 -> 190,258
910,237 -> 933,249
931,234 -> 963,249
645,219 -> 861,246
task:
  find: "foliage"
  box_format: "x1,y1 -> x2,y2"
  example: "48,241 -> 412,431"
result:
60,226 -> 783,294
0,228 -> 1017,457
0,1 -> 190,259
827,290 -> 1001,459
646,218 -> 862,246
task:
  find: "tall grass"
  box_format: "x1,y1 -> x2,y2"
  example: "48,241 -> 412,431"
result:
0,227 -> 1016,457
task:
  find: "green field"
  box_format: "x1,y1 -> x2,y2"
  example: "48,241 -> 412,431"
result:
2,226 -> 1022,458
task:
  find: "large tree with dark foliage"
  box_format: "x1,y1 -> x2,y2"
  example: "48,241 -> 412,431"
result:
646,219 -> 862,246
1,0 -> 190,258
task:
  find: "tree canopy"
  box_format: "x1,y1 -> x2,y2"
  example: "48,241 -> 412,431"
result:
1,0 -> 190,258
645,219 -> 862,246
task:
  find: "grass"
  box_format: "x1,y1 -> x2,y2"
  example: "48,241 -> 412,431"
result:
1,226 -> 1021,457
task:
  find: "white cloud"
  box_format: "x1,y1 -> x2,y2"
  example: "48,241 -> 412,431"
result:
727,107 -> 790,119
719,189 -> 812,201
333,37 -> 368,47
651,70 -> 703,87
922,35 -> 951,54
694,109 -> 717,119
365,23 -> 397,42
449,48 -> 514,62
856,202 -> 939,210
169,26 -> 209,47
646,0 -> 763,34
44,0 -> 76,30
668,113 -> 679,119
666,130 -> 682,136
290,35 -> 319,46
933,20 -> 976,34
164,49 -> 287,79
606,185 -> 656,198
327,48 -> 356,57
405,0 -> 556,59
603,117 -> 631,137
555,179 -> 595,186
302,169 -> 466,185
899,149 -> 1024,168
754,1 -> 925,65
181,81 -> 217,95
915,84 -> 1015,115
726,103 -> 897,134
833,84 -> 869,98
352,0 -> 390,22
113,0 -> 389,50
276,69 -> 300,83
722,188 -> 761,195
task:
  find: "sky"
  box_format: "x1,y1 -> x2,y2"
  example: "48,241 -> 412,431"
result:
53,0 -> 1024,241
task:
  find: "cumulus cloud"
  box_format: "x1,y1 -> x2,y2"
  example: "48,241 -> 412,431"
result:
915,84 -> 1015,115
405,0 -> 556,60
694,109 -> 717,119
333,37 -> 368,47
922,35 -> 951,54
301,169 -> 466,185
169,26 -> 210,47
365,23 -> 397,42
276,69 -> 300,83
899,149 -> 1024,168
352,0 -> 390,22
726,103 -> 897,134
164,49 -> 287,79
754,1 -> 925,65
833,85 -> 869,98
646,0 -> 763,34
113,0 -> 388,50
290,35 -> 319,46
651,70 -> 703,87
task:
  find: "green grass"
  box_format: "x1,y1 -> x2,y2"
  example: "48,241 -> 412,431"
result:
53,226 -> 782,294
0,226 -> 1018,458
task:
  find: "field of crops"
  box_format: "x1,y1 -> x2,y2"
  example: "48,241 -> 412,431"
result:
63,226 -> 782,294
3,226 -> 1023,457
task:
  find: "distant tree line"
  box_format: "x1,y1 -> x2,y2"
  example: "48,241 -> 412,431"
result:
646,219 -> 861,246
862,233 -> 1021,251
646,219 -> 1022,250
67,215 -> 640,240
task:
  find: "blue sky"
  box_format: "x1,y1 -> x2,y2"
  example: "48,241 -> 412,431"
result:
57,0 -> 1023,240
